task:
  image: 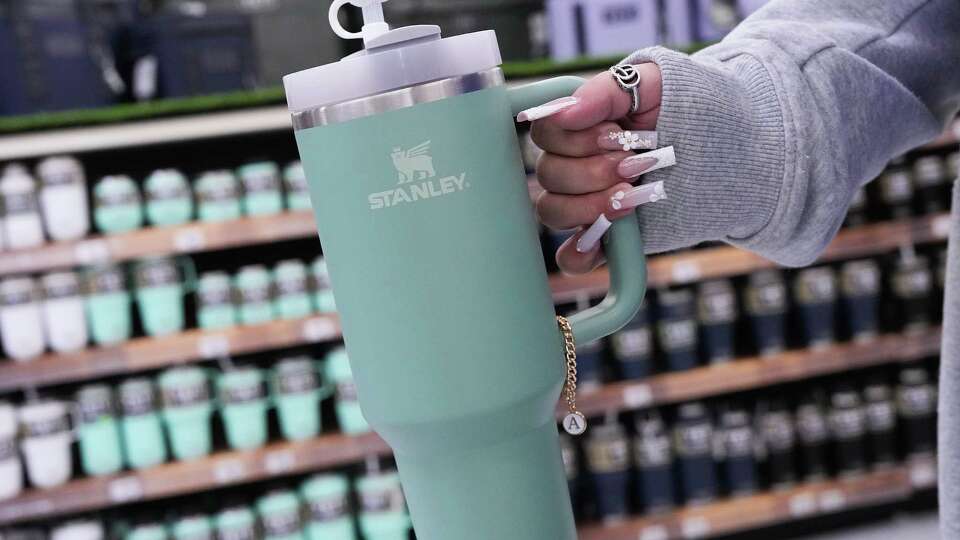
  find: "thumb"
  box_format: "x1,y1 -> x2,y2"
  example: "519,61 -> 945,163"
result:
551,63 -> 661,132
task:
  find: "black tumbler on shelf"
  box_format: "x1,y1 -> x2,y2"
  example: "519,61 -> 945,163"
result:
744,270 -> 788,356
793,267 -> 838,348
585,422 -> 632,522
717,407 -> 758,496
840,260 -> 882,341
863,380 -> 898,469
610,302 -> 654,380
559,434 -> 582,516
760,400 -> 797,488
795,397 -> 831,481
673,402 -> 718,505
697,280 -> 738,364
633,410 -> 675,514
936,247 -> 948,322
878,160 -> 915,220
576,338 -> 604,390
828,386 -> 868,477
845,187 -> 869,227
912,155 -> 950,215
657,289 -> 700,372
891,254 -> 934,332
897,368 -> 937,458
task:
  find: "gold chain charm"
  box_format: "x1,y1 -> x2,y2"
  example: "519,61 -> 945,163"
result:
557,316 -> 587,436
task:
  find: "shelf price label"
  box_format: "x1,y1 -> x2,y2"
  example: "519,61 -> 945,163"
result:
788,493 -> 818,517
264,449 -> 297,475
109,476 -> 144,503
681,516 -> 711,539
623,384 -> 653,409
933,215 -> 952,240
174,228 -> 207,252
818,489 -> 846,512
214,458 -> 248,485
303,317 -> 337,342
198,335 -> 230,359
910,459 -> 936,488
671,261 -> 702,284
74,239 -> 111,265
639,525 -> 669,540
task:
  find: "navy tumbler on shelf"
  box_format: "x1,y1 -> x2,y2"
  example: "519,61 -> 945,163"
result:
610,302 -> 653,380
559,434 -> 581,517
891,254 -> 934,332
656,289 -> 700,372
912,155 -> 949,215
632,411 -> 675,514
673,402 -> 718,505
697,280 -> 738,364
585,422 -> 632,522
760,400 -> 797,488
863,381 -> 898,469
878,160 -> 914,220
576,338 -> 604,391
793,267 -> 838,348
717,408 -> 758,496
828,387 -> 868,477
897,368 -> 937,457
840,260 -> 882,341
795,397 -> 830,481
744,271 -> 788,356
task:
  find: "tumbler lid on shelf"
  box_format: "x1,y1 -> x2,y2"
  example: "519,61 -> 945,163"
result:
302,473 -> 351,499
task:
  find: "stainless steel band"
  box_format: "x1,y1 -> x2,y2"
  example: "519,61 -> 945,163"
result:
291,68 -> 505,130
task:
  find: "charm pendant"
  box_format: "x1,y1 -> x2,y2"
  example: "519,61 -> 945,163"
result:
563,412 -> 587,436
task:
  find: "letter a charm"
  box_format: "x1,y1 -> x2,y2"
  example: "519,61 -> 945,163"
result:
557,316 -> 588,436
563,412 -> 587,436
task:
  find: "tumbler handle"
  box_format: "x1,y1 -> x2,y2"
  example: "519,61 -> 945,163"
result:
509,77 -> 648,343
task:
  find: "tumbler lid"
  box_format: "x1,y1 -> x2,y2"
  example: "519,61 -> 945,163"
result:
283,0 -> 501,113
302,474 -> 350,499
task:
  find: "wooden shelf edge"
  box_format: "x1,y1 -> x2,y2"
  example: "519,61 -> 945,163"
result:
578,457 -> 937,540
572,327 -> 942,418
0,211 -> 318,278
550,212 -> 952,304
0,432 -> 390,526
0,314 -> 342,392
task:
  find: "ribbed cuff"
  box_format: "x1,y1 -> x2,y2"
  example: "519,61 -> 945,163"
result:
621,46 -> 787,255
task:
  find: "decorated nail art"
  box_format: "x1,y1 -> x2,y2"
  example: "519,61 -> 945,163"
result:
610,181 -> 668,211
516,97 -> 579,122
618,146 -> 677,179
576,215 -> 612,253
600,130 -> 659,151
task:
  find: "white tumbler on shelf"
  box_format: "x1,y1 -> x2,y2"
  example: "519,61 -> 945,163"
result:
51,521 -> 105,540
0,276 -> 46,361
36,156 -> 91,241
41,271 -> 89,353
18,401 -> 74,488
0,403 -> 23,500
0,165 -> 45,250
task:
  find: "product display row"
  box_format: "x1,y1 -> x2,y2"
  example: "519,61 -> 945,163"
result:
578,250 -> 947,385
852,151 -> 960,225
0,470 -> 411,540
0,255 -> 335,362
0,158 -> 309,252
561,365 -> 938,523
0,348 -> 368,498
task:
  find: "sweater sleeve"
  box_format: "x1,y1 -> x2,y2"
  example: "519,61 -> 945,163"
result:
624,0 -> 960,266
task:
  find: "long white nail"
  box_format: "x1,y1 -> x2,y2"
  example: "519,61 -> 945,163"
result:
618,146 -> 677,179
577,214 -> 612,253
610,181 -> 668,211
517,97 -> 579,122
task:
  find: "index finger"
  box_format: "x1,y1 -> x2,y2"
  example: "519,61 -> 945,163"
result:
548,63 -> 662,131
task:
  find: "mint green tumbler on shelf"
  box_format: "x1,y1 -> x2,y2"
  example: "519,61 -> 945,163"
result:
283,162 -> 313,211
357,472 -> 411,540
83,265 -> 133,345
238,162 -> 284,216
325,347 -> 368,435
134,256 -> 196,337
301,474 -> 356,540
234,266 -> 275,325
75,384 -> 124,476
283,3 -> 647,538
197,272 -> 237,330
119,378 -> 168,469
145,169 -> 194,226
93,175 -> 144,234
214,507 -> 258,540
256,491 -> 305,540
310,258 -> 336,314
126,523 -> 168,540
195,171 -> 243,222
273,260 -> 313,320
216,368 -> 269,450
171,516 -> 212,540
272,357 -> 326,441
158,367 -> 213,460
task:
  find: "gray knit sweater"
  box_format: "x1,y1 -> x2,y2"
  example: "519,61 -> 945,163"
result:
623,0 -> 960,535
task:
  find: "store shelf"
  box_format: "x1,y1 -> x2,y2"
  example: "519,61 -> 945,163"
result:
0,314 -> 341,393
572,327 -> 942,418
0,432 -> 391,526
0,211 -> 318,277
549,212 -> 953,304
578,457 -> 937,540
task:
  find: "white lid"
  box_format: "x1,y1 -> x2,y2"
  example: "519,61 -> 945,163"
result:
0,166 -> 37,195
51,522 -> 104,540
283,0 -> 502,113
0,403 -> 16,437
18,401 -> 68,424
36,157 -> 85,183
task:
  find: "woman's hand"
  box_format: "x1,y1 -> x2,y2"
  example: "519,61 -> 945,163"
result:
531,63 -> 663,275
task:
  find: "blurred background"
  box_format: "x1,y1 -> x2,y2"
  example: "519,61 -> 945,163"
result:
0,1 -> 955,540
